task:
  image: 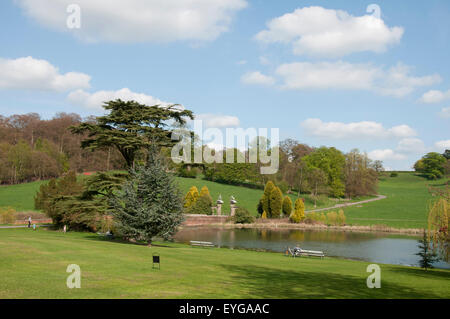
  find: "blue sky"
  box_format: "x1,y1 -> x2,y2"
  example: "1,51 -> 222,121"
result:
0,0 -> 449,170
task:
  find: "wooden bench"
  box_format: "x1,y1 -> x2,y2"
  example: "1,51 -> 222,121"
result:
190,240 -> 214,247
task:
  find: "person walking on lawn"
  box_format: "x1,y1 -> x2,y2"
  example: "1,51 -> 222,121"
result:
28,216 -> 32,228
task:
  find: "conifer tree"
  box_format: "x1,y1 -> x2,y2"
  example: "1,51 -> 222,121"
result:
257,199 -> 264,216
190,186 -> 199,202
70,99 -> 194,168
290,198 -> 305,223
282,196 -> 293,217
269,187 -> 283,218
34,171 -> 84,226
416,231 -> 439,270
199,186 -> 210,198
184,191 -> 195,208
186,194 -> 213,215
110,146 -> 184,246
185,185 -> 213,214
262,181 -> 275,215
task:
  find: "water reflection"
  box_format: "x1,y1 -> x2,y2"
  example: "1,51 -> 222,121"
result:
174,227 -> 450,269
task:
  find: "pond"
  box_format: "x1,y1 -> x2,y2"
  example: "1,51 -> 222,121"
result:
174,227 -> 450,269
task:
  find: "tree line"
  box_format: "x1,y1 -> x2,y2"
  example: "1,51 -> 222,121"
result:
182,139 -> 381,199
414,150 -> 450,180
0,112 -> 125,184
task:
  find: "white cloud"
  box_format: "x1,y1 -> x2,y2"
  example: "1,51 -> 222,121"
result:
195,113 -> 240,128
301,118 -> 416,140
241,71 -> 275,86
368,149 -> 407,161
259,56 -> 270,65
16,0 -> 247,43
420,89 -> 450,104
0,56 -> 90,92
67,88 -> 172,110
387,125 -> 418,138
275,61 -> 441,97
368,138 -> 428,163
255,6 -> 403,57
277,61 -> 376,90
378,64 -> 442,97
434,140 -> 450,152
439,107 -> 450,118
396,138 -> 426,154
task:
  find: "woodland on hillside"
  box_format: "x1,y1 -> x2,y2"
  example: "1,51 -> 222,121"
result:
0,112 -> 125,184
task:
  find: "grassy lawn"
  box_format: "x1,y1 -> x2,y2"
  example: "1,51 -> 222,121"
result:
0,180 -> 47,212
0,228 -> 448,299
342,172 -> 448,229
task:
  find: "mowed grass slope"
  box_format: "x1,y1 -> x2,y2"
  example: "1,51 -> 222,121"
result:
0,180 -> 47,212
342,172 -> 448,229
0,228 -> 449,299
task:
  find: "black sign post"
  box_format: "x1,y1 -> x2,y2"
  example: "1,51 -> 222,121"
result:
152,253 -> 160,270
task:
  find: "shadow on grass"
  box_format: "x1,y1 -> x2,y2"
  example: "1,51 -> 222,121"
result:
219,264 -> 443,299
387,266 -> 450,281
82,234 -> 174,248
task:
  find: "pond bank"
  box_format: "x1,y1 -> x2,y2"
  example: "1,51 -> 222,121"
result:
180,220 -> 424,236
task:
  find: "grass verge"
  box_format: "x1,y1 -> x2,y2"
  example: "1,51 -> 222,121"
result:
0,228 -> 449,299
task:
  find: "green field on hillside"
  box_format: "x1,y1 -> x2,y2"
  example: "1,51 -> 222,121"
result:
342,172 -> 448,229
0,228 -> 448,299
0,180 -> 47,212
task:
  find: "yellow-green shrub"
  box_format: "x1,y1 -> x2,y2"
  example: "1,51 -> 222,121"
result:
184,191 -> 194,208
282,196 -> 293,217
337,209 -> 346,225
269,187 -> 283,218
0,207 -> 16,224
304,211 -> 328,224
199,186 -> 210,198
185,194 -> 213,215
190,186 -> 199,202
184,186 -> 200,208
326,211 -> 338,225
262,181 -> 275,214
290,198 -> 305,223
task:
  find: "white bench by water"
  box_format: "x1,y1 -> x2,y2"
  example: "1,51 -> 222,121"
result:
288,247 -> 325,258
190,240 -> 214,247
